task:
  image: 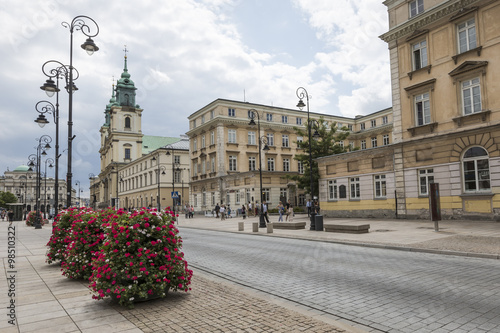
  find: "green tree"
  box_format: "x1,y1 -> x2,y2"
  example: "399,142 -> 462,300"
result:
289,117 -> 353,197
0,191 -> 18,209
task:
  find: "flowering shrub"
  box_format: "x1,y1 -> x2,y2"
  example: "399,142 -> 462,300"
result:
46,208 -> 91,264
26,211 -> 47,226
89,208 -> 193,308
60,209 -> 112,279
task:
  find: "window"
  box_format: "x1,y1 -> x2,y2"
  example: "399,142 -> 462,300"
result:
267,158 -> 275,171
415,93 -> 431,126
249,156 -> 256,171
338,141 -> 344,148
419,169 -> 434,196
212,192 -> 215,206
125,116 -> 131,129
236,192 -> 240,204
210,131 -> 215,145
174,170 -> 181,183
283,158 -> 290,172
262,188 -> 270,202
281,115 -> 288,123
193,119 -> 196,128
360,123 -> 365,130
228,129 -> 236,143
266,113 -> 273,121
371,119 -> 376,128
412,40 -> 428,70
374,175 -> 387,198
296,118 -> 302,125
349,142 -> 354,150
337,122 -> 343,129
229,156 -> 237,171
462,78 -> 481,115
201,135 -> 206,148
210,110 -> 214,119
371,137 -> 378,148
201,115 -> 205,124
328,180 -> 338,200
409,0 -> 423,17
125,148 -> 131,160
348,124 -> 353,131
296,136 -> 303,144
267,133 -> 274,146
383,135 -> 390,146
298,161 -> 304,174
174,155 -> 180,164
211,156 -> 215,172
382,116 -> 388,125
282,135 -> 289,147
193,138 -> 197,151
228,108 -> 235,117
248,131 -> 256,145
463,147 -> 490,192
350,177 -> 360,199
361,140 -> 366,150
458,18 -> 476,54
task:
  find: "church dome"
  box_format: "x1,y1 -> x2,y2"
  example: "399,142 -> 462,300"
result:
13,165 -> 30,172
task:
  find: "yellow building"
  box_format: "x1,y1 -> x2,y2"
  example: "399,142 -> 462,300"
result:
186,99 -> 392,213
318,0 -> 500,220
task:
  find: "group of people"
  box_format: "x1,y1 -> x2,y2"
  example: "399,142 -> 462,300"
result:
183,203 -> 194,218
1,209 -> 15,223
212,199 -> 304,223
275,200 -> 295,222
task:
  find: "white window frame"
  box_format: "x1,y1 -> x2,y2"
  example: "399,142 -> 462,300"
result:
281,115 -> 288,124
296,118 -> 302,125
350,177 -> 360,199
409,0 -> 424,18
418,168 -> 434,196
228,108 -> 235,117
371,119 -> 376,128
248,131 -> 256,145
361,140 -> 366,150
267,158 -> 275,171
374,175 -> 387,198
249,156 -> 256,171
228,129 -> 236,143
282,135 -> 289,147
371,137 -> 378,148
462,146 -> 490,193
383,134 -> 390,146
298,161 -> 304,174
382,116 -> 388,125
283,158 -> 290,172
210,131 -> 215,145
457,18 -> 476,54
360,123 -> 365,130
266,113 -> 273,122
267,133 -> 274,146
415,92 -> 431,126
328,180 -> 338,200
229,155 -> 237,171
412,40 -> 428,70
461,77 -> 481,115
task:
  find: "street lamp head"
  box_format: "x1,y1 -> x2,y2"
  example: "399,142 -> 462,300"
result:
152,156 -> 157,161
44,143 -> 51,151
296,99 -> 306,110
65,81 -> 79,94
81,37 -> 99,55
248,118 -> 256,126
263,144 -> 270,151
40,78 -> 60,97
41,150 -> 47,156
35,114 -> 49,128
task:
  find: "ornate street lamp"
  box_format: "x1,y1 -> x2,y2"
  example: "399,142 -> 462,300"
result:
43,158 -> 54,219
166,146 -> 181,219
152,152 -> 167,211
296,87 -> 317,230
27,135 -> 52,229
248,109 -> 270,228
38,16 -> 99,208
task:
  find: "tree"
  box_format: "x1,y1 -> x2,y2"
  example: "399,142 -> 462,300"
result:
288,117 -> 353,198
0,191 -> 18,209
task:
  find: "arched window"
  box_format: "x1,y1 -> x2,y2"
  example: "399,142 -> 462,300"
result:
462,146 -> 490,192
125,116 -> 131,129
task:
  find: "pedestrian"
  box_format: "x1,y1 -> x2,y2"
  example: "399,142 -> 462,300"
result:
241,204 -> 246,219
314,201 -> 320,215
306,199 -> 312,217
285,200 -> 291,221
262,201 -> 270,223
255,201 -> 259,217
287,203 -> 294,222
227,205 -> 232,218
276,201 -> 284,222
8,209 -> 14,224
189,205 -> 194,218
248,202 -> 253,217
215,203 -> 220,218
220,205 -> 226,220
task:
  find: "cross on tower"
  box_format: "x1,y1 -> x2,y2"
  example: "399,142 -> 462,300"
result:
123,45 -> 128,58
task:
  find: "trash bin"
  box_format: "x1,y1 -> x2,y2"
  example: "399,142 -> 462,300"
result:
315,215 -> 323,231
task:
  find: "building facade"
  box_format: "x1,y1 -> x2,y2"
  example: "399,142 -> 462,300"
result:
186,99 -> 393,213
94,55 -> 190,210
317,0 -> 500,220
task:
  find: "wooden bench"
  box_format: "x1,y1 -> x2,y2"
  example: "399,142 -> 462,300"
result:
272,222 -> 306,230
324,224 -> 370,234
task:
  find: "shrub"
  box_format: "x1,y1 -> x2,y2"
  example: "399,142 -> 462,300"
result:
26,211 -> 47,226
89,208 -> 193,308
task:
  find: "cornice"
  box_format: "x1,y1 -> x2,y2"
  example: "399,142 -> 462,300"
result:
380,0 -> 481,43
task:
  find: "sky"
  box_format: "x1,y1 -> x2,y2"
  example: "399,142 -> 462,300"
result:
0,0 -> 391,198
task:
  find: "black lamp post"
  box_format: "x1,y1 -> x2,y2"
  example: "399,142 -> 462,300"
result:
296,87 -> 317,230
88,173 -> 96,210
38,16 -> 99,208
75,180 -> 81,207
165,146 -> 181,219
27,135 -> 52,229
44,158 -> 54,218
152,152 -> 167,211
248,109 -> 270,228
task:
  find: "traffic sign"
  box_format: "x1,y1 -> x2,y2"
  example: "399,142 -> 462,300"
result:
171,191 -> 179,198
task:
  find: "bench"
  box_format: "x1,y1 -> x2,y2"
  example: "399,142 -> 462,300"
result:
324,224 -> 370,234
204,211 -> 214,217
272,222 -> 306,230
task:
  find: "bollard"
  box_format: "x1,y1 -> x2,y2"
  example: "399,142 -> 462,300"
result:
267,223 -> 273,234
252,222 -> 258,232
238,222 -> 244,231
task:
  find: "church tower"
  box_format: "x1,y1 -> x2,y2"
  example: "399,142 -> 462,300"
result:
98,50 -> 144,207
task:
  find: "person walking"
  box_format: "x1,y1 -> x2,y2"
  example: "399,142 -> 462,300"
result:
220,205 -> 226,220
248,202 -> 253,217
306,199 -> 312,217
287,202 -> 294,222
8,209 -> 14,224
262,201 -> 270,223
215,203 -> 220,218
276,201 -> 284,222
285,200 -> 291,221
241,204 -> 246,219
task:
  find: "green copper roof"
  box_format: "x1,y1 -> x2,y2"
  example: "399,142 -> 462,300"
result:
13,165 -> 30,172
116,55 -> 136,90
142,136 -> 181,155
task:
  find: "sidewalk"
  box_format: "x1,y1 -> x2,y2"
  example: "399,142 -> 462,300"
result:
1,215 -> 498,333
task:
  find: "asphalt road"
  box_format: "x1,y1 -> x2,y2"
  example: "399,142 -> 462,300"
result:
180,228 -> 500,333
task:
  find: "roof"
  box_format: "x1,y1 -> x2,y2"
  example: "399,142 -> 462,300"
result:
142,136 -> 181,155
13,165 -> 30,172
